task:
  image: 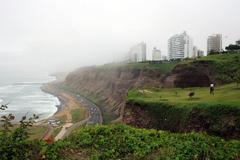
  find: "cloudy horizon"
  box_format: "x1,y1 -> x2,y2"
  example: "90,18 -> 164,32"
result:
0,0 -> 239,73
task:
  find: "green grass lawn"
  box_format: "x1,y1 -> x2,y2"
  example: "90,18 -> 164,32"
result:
71,108 -> 86,123
127,84 -> 240,138
128,83 -> 240,106
51,127 -> 62,137
28,126 -> 48,140
124,62 -> 178,73
198,52 -> 240,62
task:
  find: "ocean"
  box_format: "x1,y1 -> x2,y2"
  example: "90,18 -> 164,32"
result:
0,71 -> 59,122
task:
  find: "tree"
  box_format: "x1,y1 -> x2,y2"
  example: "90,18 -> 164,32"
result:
225,44 -> 240,51
0,104 -> 41,159
234,70 -> 240,87
208,50 -> 219,55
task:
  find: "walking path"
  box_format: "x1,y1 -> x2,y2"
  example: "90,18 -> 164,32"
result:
54,122 -> 73,141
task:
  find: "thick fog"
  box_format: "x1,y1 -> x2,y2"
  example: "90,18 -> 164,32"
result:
0,0 -> 240,73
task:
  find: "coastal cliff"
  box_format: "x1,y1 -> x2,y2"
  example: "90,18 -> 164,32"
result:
63,54 -> 240,126
64,63 -> 176,123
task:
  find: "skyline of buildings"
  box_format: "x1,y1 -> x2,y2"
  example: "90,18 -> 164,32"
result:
125,32 -> 233,62
207,34 -> 222,54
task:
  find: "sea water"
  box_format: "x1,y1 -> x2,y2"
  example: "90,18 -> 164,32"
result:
0,71 -> 59,122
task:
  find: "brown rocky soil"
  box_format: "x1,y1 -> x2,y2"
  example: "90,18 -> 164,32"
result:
65,67 -> 165,122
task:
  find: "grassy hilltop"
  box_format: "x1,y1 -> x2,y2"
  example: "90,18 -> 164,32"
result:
126,84 -> 240,139
128,83 -> 240,106
124,53 -> 240,139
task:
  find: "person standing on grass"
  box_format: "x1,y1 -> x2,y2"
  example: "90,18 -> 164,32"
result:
210,83 -> 215,95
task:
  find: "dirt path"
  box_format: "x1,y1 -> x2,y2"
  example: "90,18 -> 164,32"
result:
54,122 -> 73,141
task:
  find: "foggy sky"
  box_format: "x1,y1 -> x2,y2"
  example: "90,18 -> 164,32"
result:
0,0 -> 240,73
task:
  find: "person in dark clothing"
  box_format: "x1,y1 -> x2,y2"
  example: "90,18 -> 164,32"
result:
210,83 -> 215,94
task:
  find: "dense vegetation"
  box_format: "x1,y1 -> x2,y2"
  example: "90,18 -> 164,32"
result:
127,84 -> 240,139
44,125 -> 240,160
2,124 -> 240,159
178,53 -> 240,84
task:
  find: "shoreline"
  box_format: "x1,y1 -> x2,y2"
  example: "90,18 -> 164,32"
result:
40,81 -> 91,140
40,83 -> 68,120
40,81 -> 88,123
0,82 -> 63,125
41,84 -> 66,116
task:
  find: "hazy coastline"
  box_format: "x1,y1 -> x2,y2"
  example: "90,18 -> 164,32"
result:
0,73 -> 60,122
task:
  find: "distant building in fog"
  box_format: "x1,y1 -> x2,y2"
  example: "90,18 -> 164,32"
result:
197,50 -> 204,57
168,31 -> 193,59
193,46 -> 198,58
152,47 -> 161,61
162,55 -> 167,61
207,34 -> 222,54
128,42 -> 147,62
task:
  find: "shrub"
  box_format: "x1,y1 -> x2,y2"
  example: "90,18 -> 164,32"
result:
45,125 -> 240,160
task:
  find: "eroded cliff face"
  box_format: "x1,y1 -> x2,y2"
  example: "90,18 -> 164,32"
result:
64,66 -> 166,122
64,60 -> 219,123
123,101 -> 240,139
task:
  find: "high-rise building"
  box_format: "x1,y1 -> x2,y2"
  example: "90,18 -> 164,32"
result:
207,34 -> 222,54
128,42 -> 147,62
152,47 -> 161,61
168,31 -> 193,60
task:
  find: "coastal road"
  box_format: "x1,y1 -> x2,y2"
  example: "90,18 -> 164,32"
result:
54,94 -> 103,140
76,94 -> 103,125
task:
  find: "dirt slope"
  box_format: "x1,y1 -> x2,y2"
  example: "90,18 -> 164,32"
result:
64,65 -> 167,122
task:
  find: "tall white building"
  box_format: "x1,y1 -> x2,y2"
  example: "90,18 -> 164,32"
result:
168,31 -> 193,59
128,42 -> 147,62
152,47 -> 161,61
207,34 -> 222,54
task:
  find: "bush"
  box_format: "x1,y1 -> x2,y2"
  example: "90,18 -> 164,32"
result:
0,104 -> 43,160
46,125 -> 240,160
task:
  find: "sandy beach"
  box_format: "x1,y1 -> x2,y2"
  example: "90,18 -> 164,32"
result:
40,82 -> 88,140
